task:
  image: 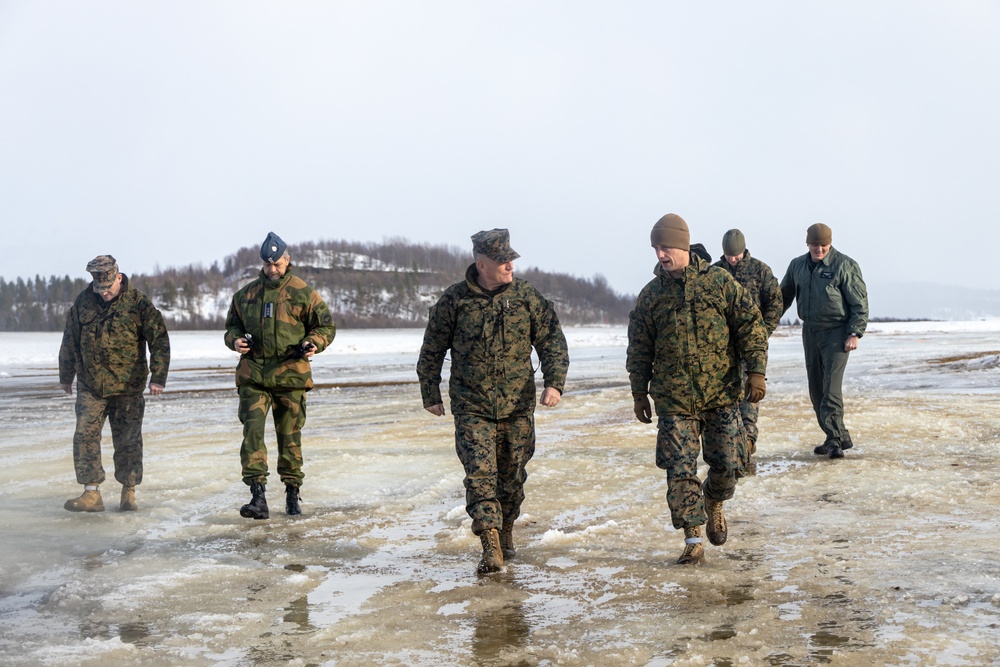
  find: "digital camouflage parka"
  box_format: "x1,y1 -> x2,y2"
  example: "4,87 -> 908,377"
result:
224,266 -> 336,390
627,255 -> 768,417
417,265 -> 569,420
780,247 -> 868,336
59,275 -> 170,397
712,249 -> 783,336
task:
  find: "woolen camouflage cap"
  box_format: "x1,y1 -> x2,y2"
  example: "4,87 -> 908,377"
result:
472,228 -> 520,263
86,255 -> 119,292
260,231 -> 288,263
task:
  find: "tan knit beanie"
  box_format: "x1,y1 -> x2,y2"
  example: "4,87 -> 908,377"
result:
650,214 -> 690,250
806,223 -> 832,245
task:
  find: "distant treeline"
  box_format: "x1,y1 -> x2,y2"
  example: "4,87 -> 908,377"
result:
0,238 -> 635,331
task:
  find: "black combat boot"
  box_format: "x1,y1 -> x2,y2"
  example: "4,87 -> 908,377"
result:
814,440 -> 840,456
285,484 -> 301,516
240,482 -> 269,520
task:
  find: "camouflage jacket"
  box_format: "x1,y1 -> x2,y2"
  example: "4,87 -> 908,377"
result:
627,255 -> 768,417
712,249 -> 783,336
780,247 -> 868,336
224,267 -> 336,390
417,265 -> 569,420
59,275 -> 170,397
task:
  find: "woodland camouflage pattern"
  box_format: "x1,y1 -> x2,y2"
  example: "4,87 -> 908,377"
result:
417,265 -> 569,419
713,248 -> 782,474
656,404 -> 742,529
418,263 -> 568,536
72,386 -> 145,486
59,274 -> 168,486
225,266 -> 335,486
224,266 -> 336,390
627,255 -> 768,416
454,413 -> 535,535
712,249 -> 783,336
59,275 -> 170,396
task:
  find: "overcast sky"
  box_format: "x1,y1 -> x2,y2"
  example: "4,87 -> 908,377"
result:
2,2 -> 998,305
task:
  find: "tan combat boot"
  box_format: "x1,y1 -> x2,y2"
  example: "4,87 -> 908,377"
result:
677,525 -> 704,565
703,479 -> 728,546
64,486 -> 105,513
477,528 -> 504,574
499,521 -> 516,560
120,486 -> 137,511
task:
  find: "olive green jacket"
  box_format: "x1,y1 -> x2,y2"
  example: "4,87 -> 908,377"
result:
224,267 -> 335,390
417,265 -> 569,420
627,255 -> 768,417
59,275 -> 170,397
780,247 -> 868,336
712,249 -> 783,336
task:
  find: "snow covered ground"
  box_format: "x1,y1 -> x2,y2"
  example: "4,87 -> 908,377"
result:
0,322 -> 998,666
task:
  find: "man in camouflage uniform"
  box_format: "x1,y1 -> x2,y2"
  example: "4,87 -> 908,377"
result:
627,214 -> 768,565
225,232 -> 336,519
59,255 -> 170,513
712,228 -> 783,476
417,229 -> 569,574
780,223 -> 868,459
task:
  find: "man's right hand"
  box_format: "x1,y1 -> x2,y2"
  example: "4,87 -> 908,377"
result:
633,395 -> 652,423
426,404 -> 446,417
60,384 -> 72,395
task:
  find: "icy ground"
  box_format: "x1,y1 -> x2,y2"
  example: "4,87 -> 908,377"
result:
0,323 -> 998,666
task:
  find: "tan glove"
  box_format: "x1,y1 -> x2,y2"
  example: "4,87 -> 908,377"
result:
633,395 -> 652,423
745,373 -> 766,403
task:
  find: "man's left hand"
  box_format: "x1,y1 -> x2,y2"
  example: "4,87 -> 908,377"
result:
745,373 -> 766,403
149,383 -> 165,396
844,335 -> 859,352
301,342 -> 317,358
540,387 -> 561,407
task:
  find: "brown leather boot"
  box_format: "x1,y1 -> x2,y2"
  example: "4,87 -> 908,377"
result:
703,479 -> 728,546
64,487 -> 105,513
477,528 -> 504,574
499,521 -> 515,559
120,486 -> 137,511
677,525 -> 704,565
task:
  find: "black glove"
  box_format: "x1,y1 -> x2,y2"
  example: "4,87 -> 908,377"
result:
633,395 -> 652,424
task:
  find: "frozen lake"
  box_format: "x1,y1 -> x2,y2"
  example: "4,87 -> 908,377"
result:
1,322 -> 999,666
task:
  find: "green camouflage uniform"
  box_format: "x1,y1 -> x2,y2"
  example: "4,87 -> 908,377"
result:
224,266 -> 335,487
713,249 -> 783,469
780,247 -> 868,447
627,255 -> 767,529
58,275 -> 170,486
417,264 -> 569,536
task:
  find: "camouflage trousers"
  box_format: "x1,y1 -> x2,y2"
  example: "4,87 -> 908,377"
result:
72,384 -> 145,487
736,398 -> 760,476
655,403 -> 741,530
238,384 -> 306,487
454,413 -> 535,536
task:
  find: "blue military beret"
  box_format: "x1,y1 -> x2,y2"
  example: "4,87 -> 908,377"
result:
260,232 -> 287,263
